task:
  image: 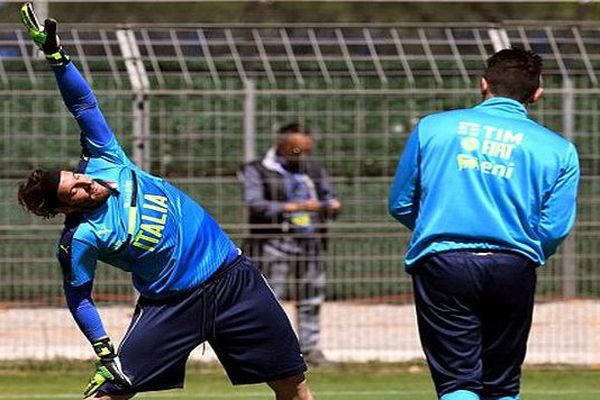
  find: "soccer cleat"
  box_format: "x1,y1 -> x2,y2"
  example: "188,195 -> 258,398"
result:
440,390 -> 480,400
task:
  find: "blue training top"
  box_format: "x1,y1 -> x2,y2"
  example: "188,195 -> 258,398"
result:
55,62 -> 238,341
388,97 -> 580,268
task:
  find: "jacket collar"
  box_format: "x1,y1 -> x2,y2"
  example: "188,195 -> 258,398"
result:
474,97 -> 529,119
261,147 -> 287,175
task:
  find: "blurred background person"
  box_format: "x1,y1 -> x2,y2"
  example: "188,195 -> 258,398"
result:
240,123 -> 341,366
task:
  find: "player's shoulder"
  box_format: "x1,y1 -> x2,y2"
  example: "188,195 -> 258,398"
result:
65,218 -> 98,247
62,209 -> 114,243
527,119 -> 577,158
57,214 -> 98,261
57,215 -> 81,257
59,214 -> 84,240
413,108 -> 474,138
524,118 -> 574,148
418,107 -> 473,125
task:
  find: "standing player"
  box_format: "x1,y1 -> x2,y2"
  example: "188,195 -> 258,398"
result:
17,4 -> 313,400
388,48 -> 579,400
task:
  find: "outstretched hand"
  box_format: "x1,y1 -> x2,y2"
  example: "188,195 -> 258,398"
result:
20,2 -> 59,53
20,2 -> 69,66
83,338 -> 132,398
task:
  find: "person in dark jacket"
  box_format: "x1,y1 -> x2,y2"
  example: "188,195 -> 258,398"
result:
240,123 -> 341,365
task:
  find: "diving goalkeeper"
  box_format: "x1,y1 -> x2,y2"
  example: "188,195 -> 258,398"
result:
17,4 -> 313,400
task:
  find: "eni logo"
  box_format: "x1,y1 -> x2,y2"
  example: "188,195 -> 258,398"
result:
457,154 -> 514,179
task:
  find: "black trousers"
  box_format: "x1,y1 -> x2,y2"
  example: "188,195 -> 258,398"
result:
411,250 -> 537,398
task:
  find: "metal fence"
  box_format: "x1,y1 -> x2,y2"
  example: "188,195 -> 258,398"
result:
0,22 -> 599,363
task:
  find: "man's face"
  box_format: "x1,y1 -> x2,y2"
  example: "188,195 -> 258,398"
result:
278,133 -> 313,171
56,171 -> 111,213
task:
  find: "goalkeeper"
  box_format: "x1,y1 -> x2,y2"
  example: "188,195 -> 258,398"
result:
17,4 -> 313,400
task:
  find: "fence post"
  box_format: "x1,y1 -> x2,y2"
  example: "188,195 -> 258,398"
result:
487,28 -> 510,52
116,29 -> 151,171
116,29 -> 150,305
243,79 -> 256,163
561,77 -> 576,299
33,0 -> 48,20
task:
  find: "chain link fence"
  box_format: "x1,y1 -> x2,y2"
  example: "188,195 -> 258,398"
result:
0,22 -> 599,363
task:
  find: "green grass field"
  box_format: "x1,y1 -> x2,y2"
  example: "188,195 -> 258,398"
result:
1,363 -> 599,400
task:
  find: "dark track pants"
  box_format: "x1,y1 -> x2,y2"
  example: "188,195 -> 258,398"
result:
411,251 -> 537,398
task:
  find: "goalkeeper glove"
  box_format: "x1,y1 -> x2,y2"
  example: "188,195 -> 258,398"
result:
83,337 -> 132,398
20,2 -> 70,67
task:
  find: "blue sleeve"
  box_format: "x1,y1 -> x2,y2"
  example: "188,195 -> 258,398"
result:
58,229 -> 105,343
241,163 -> 286,218
538,144 -> 580,259
63,281 -> 108,343
388,125 -> 421,230
67,238 -> 99,287
53,63 -> 114,147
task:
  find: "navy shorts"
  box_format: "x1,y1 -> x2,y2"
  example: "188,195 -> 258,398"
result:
411,250 -> 537,398
100,255 -> 307,395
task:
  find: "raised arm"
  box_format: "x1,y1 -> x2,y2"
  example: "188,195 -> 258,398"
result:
53,63 -> 116,149
20,3 -> 118,156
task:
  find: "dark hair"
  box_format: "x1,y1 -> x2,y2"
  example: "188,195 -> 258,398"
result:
18,169 -> 61,219
278,122 -> 310,135
484,47 -> 543,103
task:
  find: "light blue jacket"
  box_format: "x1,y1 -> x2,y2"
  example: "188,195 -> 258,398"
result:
388,97 -> 580,268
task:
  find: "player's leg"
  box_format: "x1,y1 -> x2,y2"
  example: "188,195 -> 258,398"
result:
480,253 -> 536,400
267,373 -> 314,400
412,252 -> 484,400
209,255 -> 311,399
96,290 -> 208,397
296,239 -> 326,363
262,238 -> 294,299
